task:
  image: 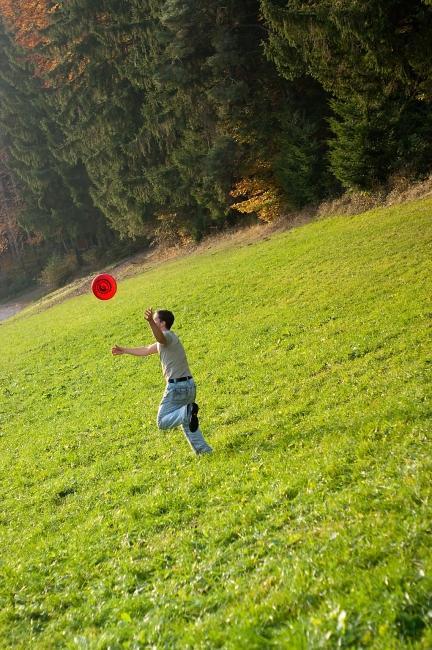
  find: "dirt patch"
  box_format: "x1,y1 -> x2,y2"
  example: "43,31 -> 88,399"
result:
0,286 -> 46,323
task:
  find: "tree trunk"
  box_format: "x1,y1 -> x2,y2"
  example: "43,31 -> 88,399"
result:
0,170 -> 26,272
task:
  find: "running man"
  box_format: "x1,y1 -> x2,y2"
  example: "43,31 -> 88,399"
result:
111,308 -> 213,455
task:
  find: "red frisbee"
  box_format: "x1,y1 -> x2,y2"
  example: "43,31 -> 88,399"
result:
91,273 -> 117,300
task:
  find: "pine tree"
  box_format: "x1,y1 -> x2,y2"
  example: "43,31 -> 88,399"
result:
43,0 -> 160,237
40,0 -> 339,243
43,1 -> 251,238
0,17 -> 110,256
261,0 -> 432,189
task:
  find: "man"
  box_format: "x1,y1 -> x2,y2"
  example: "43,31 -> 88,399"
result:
111,307 -> 213,455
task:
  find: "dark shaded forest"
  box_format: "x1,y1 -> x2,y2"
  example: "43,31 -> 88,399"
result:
1,1 -> 431,298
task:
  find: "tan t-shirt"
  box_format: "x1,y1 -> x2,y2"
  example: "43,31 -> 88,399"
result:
157,330 -> 192,381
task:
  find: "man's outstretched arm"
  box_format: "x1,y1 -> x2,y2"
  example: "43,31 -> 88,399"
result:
112,343 -> 158,356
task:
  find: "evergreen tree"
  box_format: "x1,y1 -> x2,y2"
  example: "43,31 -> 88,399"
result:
44,0 -> 164,237
270,78 -> 337,207
44,0 -> 332,240
149,0 -> 335,218
261,0 -> 432,189
0,17 -> 110,256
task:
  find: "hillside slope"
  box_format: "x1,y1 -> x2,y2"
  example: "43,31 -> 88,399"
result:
0,199 -> 431,648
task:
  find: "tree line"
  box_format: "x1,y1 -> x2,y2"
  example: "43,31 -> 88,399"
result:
1,1 -> 431,296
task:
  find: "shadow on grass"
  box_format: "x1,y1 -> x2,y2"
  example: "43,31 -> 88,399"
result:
396,593 -> 432,642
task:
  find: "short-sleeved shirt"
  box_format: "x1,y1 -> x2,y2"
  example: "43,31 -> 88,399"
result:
157,330 -> 192,381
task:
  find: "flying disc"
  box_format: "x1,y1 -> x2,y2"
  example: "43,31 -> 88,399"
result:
91,273 -> 117,300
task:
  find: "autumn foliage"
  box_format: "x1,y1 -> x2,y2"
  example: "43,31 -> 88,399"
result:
0,0 -> 48,48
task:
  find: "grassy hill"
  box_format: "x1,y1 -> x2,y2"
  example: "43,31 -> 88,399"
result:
0,199 -> 431,649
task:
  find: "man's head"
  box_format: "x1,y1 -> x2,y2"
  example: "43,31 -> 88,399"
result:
154,309 -> 175,330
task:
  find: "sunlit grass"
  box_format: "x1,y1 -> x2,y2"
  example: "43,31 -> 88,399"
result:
0,199 -> 431,648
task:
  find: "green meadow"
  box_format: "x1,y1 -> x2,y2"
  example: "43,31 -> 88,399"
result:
0,199 -> 431,649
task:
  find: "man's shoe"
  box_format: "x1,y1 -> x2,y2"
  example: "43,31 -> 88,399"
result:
189,402 -> 199,432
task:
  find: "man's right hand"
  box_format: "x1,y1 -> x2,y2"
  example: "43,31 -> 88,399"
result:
111,344 -> 125,355
144,307 -> 154,322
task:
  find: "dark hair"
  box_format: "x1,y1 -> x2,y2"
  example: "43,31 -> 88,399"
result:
156,309 -> 175,329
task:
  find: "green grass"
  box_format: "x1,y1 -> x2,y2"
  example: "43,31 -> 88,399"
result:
0,199 -> 431,649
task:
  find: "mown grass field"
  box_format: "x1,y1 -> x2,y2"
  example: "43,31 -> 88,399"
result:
0,199 -> 431,649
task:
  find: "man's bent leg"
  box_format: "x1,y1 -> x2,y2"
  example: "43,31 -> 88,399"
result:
157,390 -> 188,430
157,402 -> 188,430
157,382 -> 213,454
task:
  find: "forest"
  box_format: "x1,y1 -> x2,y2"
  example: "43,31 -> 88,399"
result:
1,1 -> 431,298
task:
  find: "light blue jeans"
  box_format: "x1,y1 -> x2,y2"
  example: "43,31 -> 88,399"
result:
157,378 -> 213,455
